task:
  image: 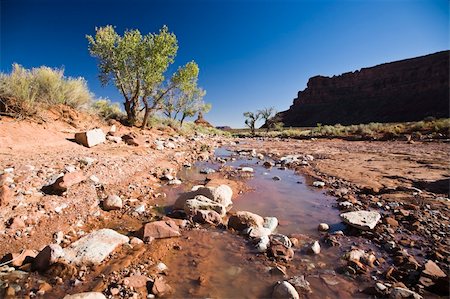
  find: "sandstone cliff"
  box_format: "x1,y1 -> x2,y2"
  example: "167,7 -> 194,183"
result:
274,51 -> 449,127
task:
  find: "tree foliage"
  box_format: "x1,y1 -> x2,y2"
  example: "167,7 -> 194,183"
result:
243,111 -> 261,136
87,25 -> 206,127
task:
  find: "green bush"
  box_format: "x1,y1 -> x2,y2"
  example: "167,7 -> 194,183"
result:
0,64 -> 93,117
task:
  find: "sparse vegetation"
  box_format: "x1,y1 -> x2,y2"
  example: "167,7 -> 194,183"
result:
233,119 -> 450,140
258,107 -> 276,132
243,111 -> 261,136
91,98 -> 124,120
0,64 -> 93,117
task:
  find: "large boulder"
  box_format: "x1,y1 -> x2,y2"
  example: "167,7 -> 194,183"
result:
228,211 -> 264,231
75,129 -> 106,148
63,229 -> 129,266
137,220 -> 181,243
340,211 -> 381,230
184,195 -> 227,217
173,184 -> 233,210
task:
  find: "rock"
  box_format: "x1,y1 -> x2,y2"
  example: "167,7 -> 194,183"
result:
313,181 -> 325,188
288,275 -> 312,294
130,237 -> 144,246
192,209 -> 223,225
89,175 -> 100,183
200,167 -> 215,174
8,217 -> 26,229
228,211 -> 264,231
122,134 -> 140,146
123,275 -> 151,288
422,260 -> 446,279
272,176 -> 281,181
137,220 -> 180,242
255,236 -> 270,252
270,265 -> 287,276
79,157 -> 96,166
248,226 -> 272,238
174,184 -> 233,209
318,223 -> 329,231
152,276 -> 172,297
272,281 -> 300,299
1,249 -> 38,267
263,161 -> 274,168
0,184 -> 12,206
268,244 -> 295,261
33,244 -> 65,272
106,135 -> 122,143
102,195 -> 122,211
389,287 -> 423,299
310,241 -> 321,255
63,229 -> 129,265
184,195 -> 227,217
75,129 -> 106,148
43,171 -> 85,195
156,262 -> 168,273
63,292 -> 107,299
340,210 -> 381,230
240,167 -> 254,173
168,179 -> 182,185
385,217 -> 399,227
270,234 -> 292,248
263,217 -> 279,233
375,282 -> 388,294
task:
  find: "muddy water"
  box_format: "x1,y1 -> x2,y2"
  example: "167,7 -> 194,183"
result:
160,148 -> 363,298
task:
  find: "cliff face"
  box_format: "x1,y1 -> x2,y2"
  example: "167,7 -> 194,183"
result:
276,51 -> 449,127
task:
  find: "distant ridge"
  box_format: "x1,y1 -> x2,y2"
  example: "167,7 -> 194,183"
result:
273,51 -> 450,127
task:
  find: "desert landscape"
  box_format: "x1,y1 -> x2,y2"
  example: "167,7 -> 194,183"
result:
1,1 -> 449,299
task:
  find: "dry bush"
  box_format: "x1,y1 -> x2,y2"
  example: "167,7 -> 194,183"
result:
0,64 -> 93,117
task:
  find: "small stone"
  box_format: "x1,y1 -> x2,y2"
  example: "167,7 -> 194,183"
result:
313,181 -> 325,188
75,129 -> 106,148
200,168 -> 215,174
123,275 -> 151,288
272,176 -> 281,181
137,220 -> 180,242
33,244 -> 65,272
318,223 -> 329,231
156,262 -> 168,273
422,260 -> 446,279
63,292 -> 107,299
389,287 -> 422,299
288,275 -> 312,294
310,241 -> 321,255
43,171 -> 85,195
270,265 -> 287,276
152,277 -> 172,297
240,167 -> 254,173
89,175 -> 100,183
103,195 -> 122,211
272,281 -> 299,299
340,210 -> 381,230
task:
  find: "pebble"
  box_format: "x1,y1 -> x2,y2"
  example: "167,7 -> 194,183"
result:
313,181 -> 325,188
318,223 -> 329,231
310,241 -> 321,255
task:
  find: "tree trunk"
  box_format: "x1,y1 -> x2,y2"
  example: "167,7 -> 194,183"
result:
141,98 -> 150,129
180,114 -> 187,127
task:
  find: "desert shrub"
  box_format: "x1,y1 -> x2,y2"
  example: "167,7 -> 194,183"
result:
0,64 -> 93,117
91,98 -> 123,120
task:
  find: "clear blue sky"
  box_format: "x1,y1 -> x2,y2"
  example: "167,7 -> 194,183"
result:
1,0 -> 448,128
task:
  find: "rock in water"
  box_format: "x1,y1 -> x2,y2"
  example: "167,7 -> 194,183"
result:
272,281 -> 300,299
63,229 -> 129,265
75,129 -> 106,148
340,211 -> 381,230
310,241 -> 321,255
318,223 -> 329,231
137,220 -> 181,242
228,211 -> 264,231
184,195 -> 227,217
64,292 -> 107,299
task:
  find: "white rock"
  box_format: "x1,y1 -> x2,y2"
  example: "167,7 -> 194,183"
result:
89,175 -> 100,183
109,125 -> 117,134
263,217 -> 278,233
272,281 -> 300,299
63,292 -> 107,299
3,168 -> 14,173
256,235 -> 270,252
174,185 -> 233,209
240,167 -> 254,173
318,223 -> 329,231
340,211 -> 381,230
165,142 -> 176,149
389,287 -> 422,299
156,262 -> 168,272
80,157 -> 96,166
313,181 -> 325,188
75,129 -> 106,148
311,241 -> 321,255
63,229 -> 129,265
305,154 -> 314,161
103,195 -> 122,211
65,165 -> 77,173
106,135 -> 122,143
248,226 -> 272,238
168,179 -> 182,185
134,205 -> 146,214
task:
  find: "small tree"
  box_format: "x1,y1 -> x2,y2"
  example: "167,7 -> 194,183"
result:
243,111 -> 261,136
258,107 -> 276,133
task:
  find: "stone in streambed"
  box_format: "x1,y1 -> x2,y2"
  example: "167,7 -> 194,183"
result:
137,220 -> 181,243
185,195 -> 227,217
340,210 -> 381,230
272,281 -> 300,299
63,229 -> 129,265
75,129 -> 106,148
228,211 -> 264,231
64,292 -> 106,299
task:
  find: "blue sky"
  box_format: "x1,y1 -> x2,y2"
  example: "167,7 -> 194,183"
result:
1,0 -> 448,128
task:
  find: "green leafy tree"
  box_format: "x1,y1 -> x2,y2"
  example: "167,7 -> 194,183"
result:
86,25 -> 179,126
258,107 -> 276,133
243,111 -> 261,136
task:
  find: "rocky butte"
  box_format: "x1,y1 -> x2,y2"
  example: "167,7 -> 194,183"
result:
274,51 -> 449,127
